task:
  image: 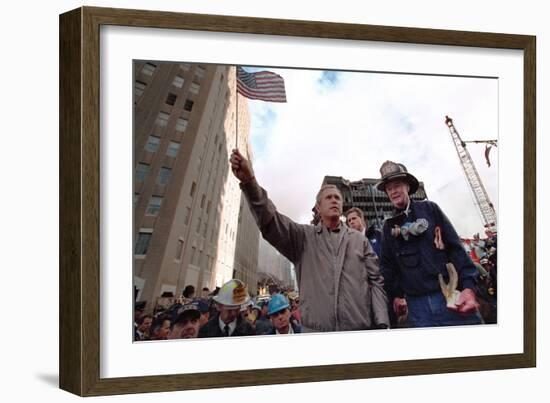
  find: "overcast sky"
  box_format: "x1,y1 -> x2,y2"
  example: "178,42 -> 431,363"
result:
241,66 -> 498,238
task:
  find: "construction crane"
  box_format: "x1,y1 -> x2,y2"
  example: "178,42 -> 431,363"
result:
444,116 -> 497,232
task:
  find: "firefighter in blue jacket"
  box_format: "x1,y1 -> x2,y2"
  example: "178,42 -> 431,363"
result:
377,160 -> 482,328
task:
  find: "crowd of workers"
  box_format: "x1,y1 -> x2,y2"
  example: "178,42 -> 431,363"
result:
134,283 -> 302,340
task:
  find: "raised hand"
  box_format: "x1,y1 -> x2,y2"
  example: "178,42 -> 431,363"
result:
229,149 -> 255,184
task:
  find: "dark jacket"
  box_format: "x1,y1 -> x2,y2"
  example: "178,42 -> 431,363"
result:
366,225 -> 382,257
380,200 -> 478,299
134,325 -> 143,341
255,316 -> 273,335
198,314 -> 256,338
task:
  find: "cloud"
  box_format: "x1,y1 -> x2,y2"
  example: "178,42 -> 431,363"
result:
317,71 -> 340,88
248,102 -> 277,159
244,67 -> 498,237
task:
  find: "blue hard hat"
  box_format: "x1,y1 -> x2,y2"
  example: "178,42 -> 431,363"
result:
267,294 -> 290,316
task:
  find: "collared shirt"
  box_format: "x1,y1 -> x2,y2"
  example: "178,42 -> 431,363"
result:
275,324 -> 294,335
328,225 -> 343,253
218,317 -> 237,336
392,199 -> 412,219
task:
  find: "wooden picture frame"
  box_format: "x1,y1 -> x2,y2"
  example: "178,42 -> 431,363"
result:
59,6 -> 536,396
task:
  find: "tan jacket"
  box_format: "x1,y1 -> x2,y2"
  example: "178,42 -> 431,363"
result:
241,179 -> 389,332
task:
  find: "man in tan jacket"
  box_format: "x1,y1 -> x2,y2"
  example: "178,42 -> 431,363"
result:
230,149 -> 388,333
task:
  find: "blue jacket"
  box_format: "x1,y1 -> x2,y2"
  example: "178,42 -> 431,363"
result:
366,225 -> 382,258
380,200 -> 478,298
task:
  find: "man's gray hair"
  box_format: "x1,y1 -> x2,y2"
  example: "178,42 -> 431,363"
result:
315,185 -> 343,205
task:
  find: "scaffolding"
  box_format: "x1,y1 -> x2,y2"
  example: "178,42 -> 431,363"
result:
445,116 -> 497,232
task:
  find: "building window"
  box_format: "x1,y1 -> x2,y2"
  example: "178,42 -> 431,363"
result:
180,63 -> 191,71
133,193 -> 139,207
206,200 -> 211,215
195,66 -> 206,79
134,80 -> 147,97
183,100 -> 194,112
157,167 -> 171,185
173,75 -> 185,88
175,239 -> 184,260
189,82 -> 200,94
145,135 -> 161,153
165,92 -> 178,106
190,182 -> 197,197
184,207 -> 191,225
136,163 -> 150,182
190,246 -> 197,265
141,63 -> 156,76
196,217 -> 201,233
146,196 -> 163,216
135,231 -> 152,255
200,194 -> 206,208
166,141 -> 180,157
156,112 -> 170,127
175,117 -> 188,132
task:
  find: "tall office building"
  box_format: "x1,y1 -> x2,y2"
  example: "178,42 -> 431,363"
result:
133,61 -> 259,309
233,194 -> 260,296
257,238 -> 295,290
322,176 -> 428,228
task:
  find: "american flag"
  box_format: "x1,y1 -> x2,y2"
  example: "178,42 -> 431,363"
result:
236,66 -> 287,103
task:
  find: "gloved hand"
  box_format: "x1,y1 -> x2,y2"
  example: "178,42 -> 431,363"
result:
438,262 -> 460,310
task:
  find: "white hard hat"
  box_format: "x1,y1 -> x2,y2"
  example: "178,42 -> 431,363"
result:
213,279 -> 250,307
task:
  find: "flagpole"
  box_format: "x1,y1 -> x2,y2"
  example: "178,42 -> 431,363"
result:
235,66 -> 239,152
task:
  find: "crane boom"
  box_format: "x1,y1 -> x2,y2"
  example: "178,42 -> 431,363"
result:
445,116 -> 497,232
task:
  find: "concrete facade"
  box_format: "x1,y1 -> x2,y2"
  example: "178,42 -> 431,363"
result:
257,238 -> 295,290
132,62 -> 259,309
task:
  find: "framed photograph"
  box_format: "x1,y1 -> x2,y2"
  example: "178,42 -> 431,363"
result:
59,6 -> 536,396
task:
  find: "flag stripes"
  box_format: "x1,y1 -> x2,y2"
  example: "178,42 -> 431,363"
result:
236,66 -> 287,102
